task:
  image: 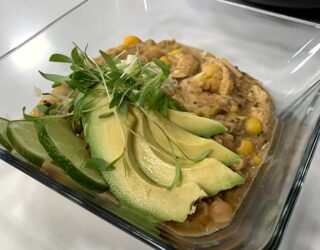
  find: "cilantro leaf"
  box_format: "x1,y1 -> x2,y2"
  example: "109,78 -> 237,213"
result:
99,111 -> 114,118
153,58 -> 170,77
99,50 -> 118,71
71,47 -> 85,67
119,101 -> 129,118
39,71 -> 70,83
109,92 -> 122,108
49,54 -> 73,63
52,82 -> 62,88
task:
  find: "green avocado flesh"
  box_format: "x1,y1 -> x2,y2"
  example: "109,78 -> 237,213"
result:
167,109 -> 227,138
85,101 -> 206,222
0,118 -> 13,151
147,111 -> 240,166
132,108 -> 244,193
36,119 -> 107,192
7,120 -> 48,167
85,97 -> 244,222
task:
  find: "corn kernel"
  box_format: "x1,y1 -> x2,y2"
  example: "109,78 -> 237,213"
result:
253,154 -> 262,165
198,213 -> 209,226
206,77 -> 221,92
160,56 -> 170,65
196,72 -> 211,81
168,49 -> 183,56
245,117 -> 263,135
123,35 -> 141,46
202,64 -> 220,75
236,139 -> 254,157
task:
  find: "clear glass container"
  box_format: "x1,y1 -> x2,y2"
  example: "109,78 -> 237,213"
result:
0,0 -> 319,248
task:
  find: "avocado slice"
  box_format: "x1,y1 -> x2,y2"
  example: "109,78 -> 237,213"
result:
132,108 -> 245,194
84,101 -> 206,222
146,111 -> 240,166
167,109 -> 227,138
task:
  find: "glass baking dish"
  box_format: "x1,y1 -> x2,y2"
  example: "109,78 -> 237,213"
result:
0,0 -> 320,248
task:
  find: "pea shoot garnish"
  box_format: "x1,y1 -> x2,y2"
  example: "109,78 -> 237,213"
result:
26,44 -> 210,188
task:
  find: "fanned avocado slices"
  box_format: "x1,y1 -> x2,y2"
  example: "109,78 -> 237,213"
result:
147,110 -> 240,166
167,109 -> 227,138
84,97 -> 244,222
132,108 -> 244,193
84,100 -> 207,222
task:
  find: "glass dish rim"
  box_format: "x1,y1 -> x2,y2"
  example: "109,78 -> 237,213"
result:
1,1 -> 320,249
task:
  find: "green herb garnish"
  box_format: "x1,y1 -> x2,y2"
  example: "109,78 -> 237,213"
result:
99,111 -> 114,118
33,44 -> 211,188
40,46 -> 180,119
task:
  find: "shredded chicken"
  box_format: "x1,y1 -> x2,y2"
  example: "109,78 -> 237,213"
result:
171,54 -> 200,78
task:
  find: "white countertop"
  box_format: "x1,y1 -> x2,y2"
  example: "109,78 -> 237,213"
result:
0,1 -> 319,249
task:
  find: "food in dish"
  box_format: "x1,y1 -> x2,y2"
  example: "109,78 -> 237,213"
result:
0,36 -> 275,235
